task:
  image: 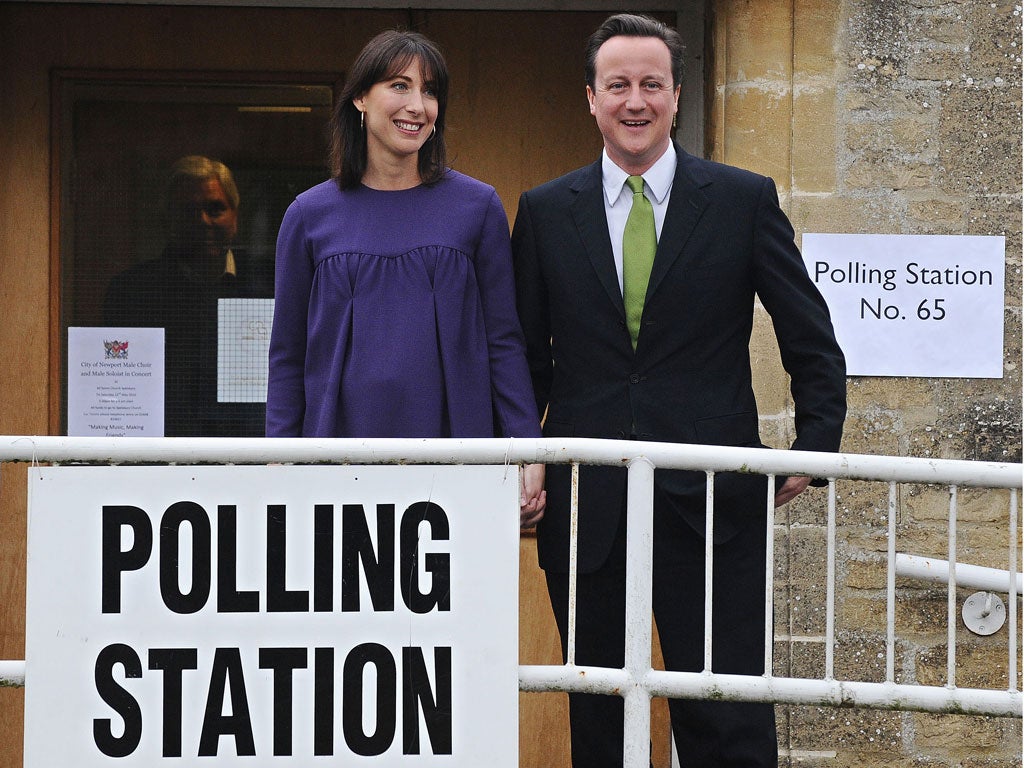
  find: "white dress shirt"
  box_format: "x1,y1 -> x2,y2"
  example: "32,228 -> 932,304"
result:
600,143 -> 677,294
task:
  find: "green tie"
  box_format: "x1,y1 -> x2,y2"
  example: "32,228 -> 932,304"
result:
622,175 -> 656,350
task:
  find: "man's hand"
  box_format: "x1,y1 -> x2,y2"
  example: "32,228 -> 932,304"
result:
774,475 -> 811,507
520,463 -> 547,529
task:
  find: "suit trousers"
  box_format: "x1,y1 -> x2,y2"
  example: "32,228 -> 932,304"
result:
544,496 -> 778,768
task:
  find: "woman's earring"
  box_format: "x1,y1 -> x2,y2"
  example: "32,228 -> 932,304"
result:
360,111 -> 365,130
432,125 -> 437,139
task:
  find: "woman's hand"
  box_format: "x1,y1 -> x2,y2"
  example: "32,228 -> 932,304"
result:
519,463 -> 547,529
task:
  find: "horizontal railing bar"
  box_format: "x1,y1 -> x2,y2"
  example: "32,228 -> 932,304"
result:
7,657 -> 1021,718
640,670 -> 1022,717
896,553 -> 1023,594
518,664 -> 633,694
1,436 -> 1020,488
517,665 -> 1022,718
0,661 -> 25,687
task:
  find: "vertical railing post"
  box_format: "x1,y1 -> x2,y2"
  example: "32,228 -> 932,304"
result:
703,471 -> 715,671
623,456 -> 655,768
567,462 -> 580,666
765,479 -> 770,684
825,481 -> 837,680
886,481 -> 898,683
763,475 -> 776,679
947,485 -> 958,688
1009,489 -> 1019,691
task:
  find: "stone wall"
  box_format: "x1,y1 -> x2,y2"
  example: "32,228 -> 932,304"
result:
710,1 -> 1021,766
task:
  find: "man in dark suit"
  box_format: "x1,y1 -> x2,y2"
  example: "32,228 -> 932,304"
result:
104,155 -> 273,436
512,13 -> 846,768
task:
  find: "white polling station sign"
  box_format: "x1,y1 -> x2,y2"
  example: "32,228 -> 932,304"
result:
802,233 -> 1005,377
26,464 -> 520,766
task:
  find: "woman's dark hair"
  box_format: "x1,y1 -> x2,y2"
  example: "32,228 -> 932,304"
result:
330,30 -> 449,189
584,13 -> 684,90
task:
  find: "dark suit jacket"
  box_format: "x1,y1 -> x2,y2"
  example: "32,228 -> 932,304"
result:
512,143 -> 847,573
103,248 -> 274,437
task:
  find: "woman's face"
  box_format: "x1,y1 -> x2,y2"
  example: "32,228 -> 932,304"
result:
354,58 -> 438,169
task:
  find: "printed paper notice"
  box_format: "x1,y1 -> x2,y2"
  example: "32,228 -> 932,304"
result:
218,298 -> 274,402
67,327 -> 165,436
802,234 -> 1005,378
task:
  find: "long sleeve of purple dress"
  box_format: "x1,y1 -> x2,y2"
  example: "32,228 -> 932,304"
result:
266,171 -> 541,440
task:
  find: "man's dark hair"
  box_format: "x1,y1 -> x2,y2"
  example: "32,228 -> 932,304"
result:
329,29 -> 449,189
584,13 -> 684,90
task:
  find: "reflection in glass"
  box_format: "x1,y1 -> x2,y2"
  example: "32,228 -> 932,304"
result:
57,75 -> 334,435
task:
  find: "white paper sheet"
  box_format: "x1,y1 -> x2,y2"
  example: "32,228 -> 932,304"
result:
217,298 -> 274,402
802,234 -> 1005,378
67,327 -> 165,436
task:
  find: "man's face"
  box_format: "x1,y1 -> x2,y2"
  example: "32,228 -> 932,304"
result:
168,176 -> 238,261
587,35 -> 680,176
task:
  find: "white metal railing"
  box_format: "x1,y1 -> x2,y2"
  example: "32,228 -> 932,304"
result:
0,435 -> 1021,766
895,553 -> 1023,593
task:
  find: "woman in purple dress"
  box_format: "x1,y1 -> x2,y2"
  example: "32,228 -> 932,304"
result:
267,30 -> 545,525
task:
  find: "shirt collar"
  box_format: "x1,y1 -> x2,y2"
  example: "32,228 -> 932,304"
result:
601,143 -> 676,207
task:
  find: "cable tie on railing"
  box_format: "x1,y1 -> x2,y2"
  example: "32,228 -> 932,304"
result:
503,437 -> 513,482
12,436 -> 43,478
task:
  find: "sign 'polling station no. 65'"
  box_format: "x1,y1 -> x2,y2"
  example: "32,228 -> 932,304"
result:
26,464 -> 520,766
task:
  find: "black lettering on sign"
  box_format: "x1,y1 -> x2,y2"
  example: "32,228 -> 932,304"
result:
148,647 -> 199,757
342,504 -> 396,612
267,505 -> 310,612
198,648 -> 255,757
91,643 -> 455,758
403,646 -> 453,755
342,643 -> 396,756
217,505 -> 258,612
314,647 -> 335,756
401,502 -> 451,613
313,504 -> 334,612
160,501 -> 211,614
93,643 -> 143,757
259,647 -> 308,756
101,506 -> 152,614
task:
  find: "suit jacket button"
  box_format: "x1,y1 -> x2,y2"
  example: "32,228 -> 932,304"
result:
629,373 -> 640,384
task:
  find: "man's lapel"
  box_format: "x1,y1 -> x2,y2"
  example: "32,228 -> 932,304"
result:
646,146 -> 710,303
570,160 -> 625,317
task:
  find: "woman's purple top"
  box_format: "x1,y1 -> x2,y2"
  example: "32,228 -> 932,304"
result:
266,170 -> 542,439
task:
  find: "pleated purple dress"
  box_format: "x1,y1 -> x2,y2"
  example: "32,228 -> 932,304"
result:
266,170 -> 541,440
